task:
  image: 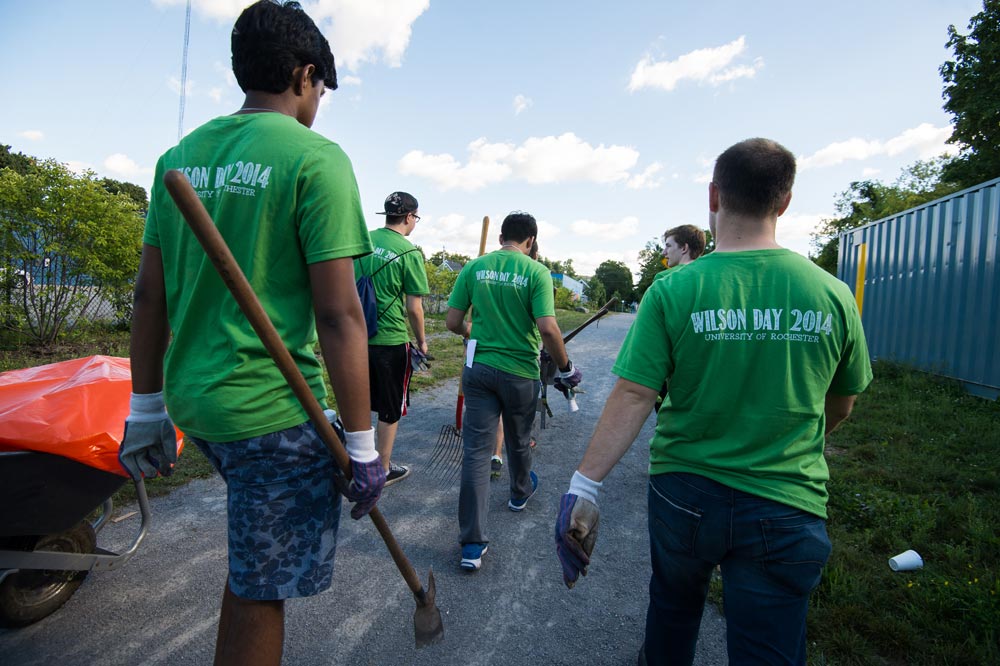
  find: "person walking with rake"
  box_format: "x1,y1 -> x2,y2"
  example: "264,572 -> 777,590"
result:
446,212 -> 581,571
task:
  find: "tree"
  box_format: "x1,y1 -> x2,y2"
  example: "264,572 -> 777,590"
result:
100,177 -> 149,214
583,278 -> 606,308
594,260 -> 634,304
940,0 -> 1000,187
0,159 -> 144,343
0,145 -> 34,175
810,158 -> 961,274
553,286 -> 575,310
536,255 -> 578,278
423,260 -> 458,314
635,239 -> 667,301
428,249 -> 471,266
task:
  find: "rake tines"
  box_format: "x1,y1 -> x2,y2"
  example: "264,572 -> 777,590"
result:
427,424 -> 464,489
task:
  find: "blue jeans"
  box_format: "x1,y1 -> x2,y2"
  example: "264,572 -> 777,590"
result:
644,472 -> 831,666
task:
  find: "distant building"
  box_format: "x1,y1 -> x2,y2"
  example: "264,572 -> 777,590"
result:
440,259 -> 464,272
551,273 -> 587,302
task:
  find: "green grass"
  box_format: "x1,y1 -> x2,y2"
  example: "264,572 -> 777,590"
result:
807,361 -> 1000,666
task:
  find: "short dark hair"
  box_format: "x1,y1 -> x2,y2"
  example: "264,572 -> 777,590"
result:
663,225 -> 707,259
529,239 -> 539,260
712,138 -> 796,218
232,1 -> 337,94
500,211 -> 537,243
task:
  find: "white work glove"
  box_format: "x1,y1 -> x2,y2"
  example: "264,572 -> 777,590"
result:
118,392 -> 178,479
325,410 -> 385,520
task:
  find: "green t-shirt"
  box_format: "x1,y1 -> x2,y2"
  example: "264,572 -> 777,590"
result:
354,227 -> 429,346
447,249 -> 555,379
144,112 -> 373,442
614,249 -> 872,518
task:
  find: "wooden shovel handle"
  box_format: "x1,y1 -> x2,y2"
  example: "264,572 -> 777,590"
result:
162,169 -> 429,601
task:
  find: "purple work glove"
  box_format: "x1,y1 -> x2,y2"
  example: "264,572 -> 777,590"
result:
326,411 -> 385,520
339,457 -> 386,520
553,360 -> 583,399
555,494 -> 600,588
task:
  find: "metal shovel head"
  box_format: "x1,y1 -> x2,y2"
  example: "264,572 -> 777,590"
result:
414,568 -> 444,647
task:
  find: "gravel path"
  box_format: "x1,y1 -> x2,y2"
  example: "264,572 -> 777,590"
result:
1,312 -> 727,665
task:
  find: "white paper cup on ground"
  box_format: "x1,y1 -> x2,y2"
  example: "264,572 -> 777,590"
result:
888,549 -> 923,571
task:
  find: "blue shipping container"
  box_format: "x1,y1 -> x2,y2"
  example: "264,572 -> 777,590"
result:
837,176 -> 1000,400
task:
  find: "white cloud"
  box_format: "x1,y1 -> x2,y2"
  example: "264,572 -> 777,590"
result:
65,160 -> 94,175
103,153 -> 154,179
626,163 -> 664,190
168,76 -> 194,97
309,0 -> 429,71
410,213 -> 495,258
861,167 -> 881,177
571,216 -> 640,240
628,36 -> 763,93
213,61 -> 238,88
399,133 -> 649,191
340,75 -> 362,86
776,212 -> 828,257
513,94 -> 532,115
208,87 -> 223,103
18,130 -> 44,141
569,250 -> 635,278
693,172 -> 712,184
799,123 -> 956,169
154,1 -> 428,72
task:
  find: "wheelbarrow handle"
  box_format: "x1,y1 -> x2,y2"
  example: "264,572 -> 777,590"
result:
162,170 -> 429,602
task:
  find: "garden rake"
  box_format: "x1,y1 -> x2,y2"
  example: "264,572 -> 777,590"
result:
427,215 -> 490,489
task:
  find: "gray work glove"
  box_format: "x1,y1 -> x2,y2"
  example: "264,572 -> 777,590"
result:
118,392 -> 178,479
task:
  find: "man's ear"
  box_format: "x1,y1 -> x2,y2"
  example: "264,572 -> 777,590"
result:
776,191 -> 792,217
709,182 -> 720,213
292,64 -> 316,95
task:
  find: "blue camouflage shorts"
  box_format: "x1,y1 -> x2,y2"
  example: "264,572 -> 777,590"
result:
190,421 -> 341,601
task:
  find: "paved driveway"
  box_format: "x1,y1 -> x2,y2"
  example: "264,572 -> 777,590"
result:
1,313 -> 727,665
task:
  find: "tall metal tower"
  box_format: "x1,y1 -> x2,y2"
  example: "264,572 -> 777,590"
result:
177,0 -> 192,141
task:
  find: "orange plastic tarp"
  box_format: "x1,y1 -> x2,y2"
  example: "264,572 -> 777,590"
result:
0,355 -> 184,477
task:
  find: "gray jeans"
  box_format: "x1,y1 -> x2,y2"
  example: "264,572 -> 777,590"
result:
458,362 -> 540,545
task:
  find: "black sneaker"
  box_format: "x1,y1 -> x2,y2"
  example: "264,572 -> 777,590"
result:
384,462 -> 410,486
490,456 -> 503,479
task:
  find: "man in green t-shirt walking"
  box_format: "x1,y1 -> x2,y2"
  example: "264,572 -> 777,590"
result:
555,138 -> 872,665
355,191 -> 430,485
121,3 -> 384,664
447,212 -> 582,571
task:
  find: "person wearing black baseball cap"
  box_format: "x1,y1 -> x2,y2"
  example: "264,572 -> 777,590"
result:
356,191 -> 430,486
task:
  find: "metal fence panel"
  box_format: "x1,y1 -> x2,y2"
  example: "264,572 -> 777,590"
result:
838,176 -> 1000,399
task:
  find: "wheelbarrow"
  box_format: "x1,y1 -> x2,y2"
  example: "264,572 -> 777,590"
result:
0,452 -> 151,626
0,355 -> 176,627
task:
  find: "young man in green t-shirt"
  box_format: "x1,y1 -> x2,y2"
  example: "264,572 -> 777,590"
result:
555,138 -> 872,665
120,3 -> 384,664
355,191 -> 430,485
447,212 -> 582,571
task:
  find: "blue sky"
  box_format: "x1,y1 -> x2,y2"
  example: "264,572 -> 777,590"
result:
0,0 -> 981,276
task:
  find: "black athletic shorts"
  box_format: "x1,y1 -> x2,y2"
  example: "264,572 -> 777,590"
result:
369,343 -> 412,424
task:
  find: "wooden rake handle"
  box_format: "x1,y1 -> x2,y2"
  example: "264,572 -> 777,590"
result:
162,170 -> 431,604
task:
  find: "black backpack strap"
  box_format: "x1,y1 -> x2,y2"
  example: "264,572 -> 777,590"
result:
370,248 -> 422,321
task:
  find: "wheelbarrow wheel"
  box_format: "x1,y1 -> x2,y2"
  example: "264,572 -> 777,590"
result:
0,521 -> 96,627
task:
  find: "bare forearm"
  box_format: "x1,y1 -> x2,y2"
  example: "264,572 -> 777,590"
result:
406,296 -> 426,348
577,378 -> 658,482
129,246 -> 169,394
824,393 -> 857,435
537,316 -> 570,368
317,309 -> 370,432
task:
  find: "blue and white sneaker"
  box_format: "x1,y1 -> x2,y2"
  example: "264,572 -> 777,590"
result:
460,543 -> 488,571
508,470 -> 538,512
